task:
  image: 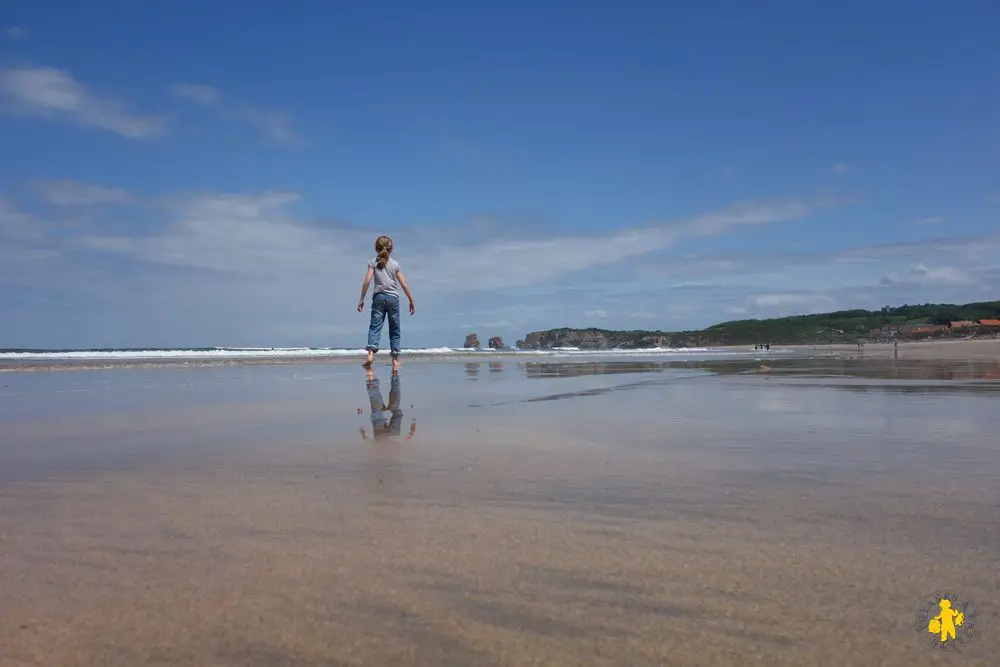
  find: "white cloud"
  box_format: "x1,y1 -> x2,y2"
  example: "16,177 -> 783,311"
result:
169,83 -> 220,106
169,82 -> 301,146
745,292 -> 835,309
630,232 -> 1000,324
678,198 -> 820,236
2,183 -> 997,348
0,66 -> 168,138
836,237 -> 981,260
0,196 -> 41,241
31,180 -> 133,206
173,190 -> 301,220
881,264 -> 974,287
0,188 -> 834,345
83,190 -> 342,277
409,197 -> 834,292
667,280 -> 721,289
6,26 -> 27,40
647,234 -> 1000,282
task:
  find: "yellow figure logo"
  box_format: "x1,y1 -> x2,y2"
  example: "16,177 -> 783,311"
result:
927,599 -> 963,642
916,591 -> 976,650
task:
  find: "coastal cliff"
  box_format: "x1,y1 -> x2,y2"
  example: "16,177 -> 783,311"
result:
516,328 -> 710,350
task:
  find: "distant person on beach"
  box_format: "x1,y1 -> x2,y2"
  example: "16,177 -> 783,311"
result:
357,235 -> 415,371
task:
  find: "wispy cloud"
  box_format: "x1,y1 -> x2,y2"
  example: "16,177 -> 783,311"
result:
881,264 -> 974,287
6,26 -> 27,40
169,83 -> 301,147
676,198 -> 826,236
413,197 -> 835,292
0,196 -> 41,241
31,180 -> 133,207
0,66 -> 168,138
745,292 -> 835,310
169,83 -> 220,106
624,230 -> 1000,326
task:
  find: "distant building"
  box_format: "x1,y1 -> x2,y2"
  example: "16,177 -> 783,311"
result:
950,320 -> 976,329
978,319 -> 1000,328
900,324 -> 948,335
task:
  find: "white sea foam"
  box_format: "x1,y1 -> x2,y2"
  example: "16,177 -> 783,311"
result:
0,345 -> 769,362
1,347 -> 445,360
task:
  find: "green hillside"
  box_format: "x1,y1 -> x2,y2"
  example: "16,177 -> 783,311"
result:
518,300 -> 1000,348
703,300 -> 1000,344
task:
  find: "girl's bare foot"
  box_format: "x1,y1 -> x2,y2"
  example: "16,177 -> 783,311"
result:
391,358 -> 401,372
362,351 -> 375,367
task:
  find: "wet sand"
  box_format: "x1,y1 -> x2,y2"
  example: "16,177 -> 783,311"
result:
779,337 -> 1000,361
1,356 -> 998,666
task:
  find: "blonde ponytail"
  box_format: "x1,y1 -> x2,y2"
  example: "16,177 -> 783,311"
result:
374,235 -> 393,269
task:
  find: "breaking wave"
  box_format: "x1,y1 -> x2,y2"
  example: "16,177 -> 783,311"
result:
0,345 -> 751,361
0,345 -> 778,372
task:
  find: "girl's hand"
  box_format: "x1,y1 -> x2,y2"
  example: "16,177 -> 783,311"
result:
409,300 -> 415,315
357,300 -> 365,313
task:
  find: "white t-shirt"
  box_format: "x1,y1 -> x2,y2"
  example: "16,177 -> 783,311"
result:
368,257 -> 401,300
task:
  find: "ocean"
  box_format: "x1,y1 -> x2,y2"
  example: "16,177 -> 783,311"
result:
0,344 -> 784,372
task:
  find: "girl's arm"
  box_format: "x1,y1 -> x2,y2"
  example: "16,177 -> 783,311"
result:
397,270 -> 416,314
357,266 -> 374,311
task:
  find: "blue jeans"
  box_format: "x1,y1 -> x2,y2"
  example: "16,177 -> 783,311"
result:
367,292 -> 401,357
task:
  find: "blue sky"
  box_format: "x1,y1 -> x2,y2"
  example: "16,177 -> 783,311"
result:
1,1 -> 999,349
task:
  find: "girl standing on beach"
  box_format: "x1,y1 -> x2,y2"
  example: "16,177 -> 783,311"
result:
357,235 -> 415,370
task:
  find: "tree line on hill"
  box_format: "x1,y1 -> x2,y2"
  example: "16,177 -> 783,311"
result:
516,300 -> 1000,349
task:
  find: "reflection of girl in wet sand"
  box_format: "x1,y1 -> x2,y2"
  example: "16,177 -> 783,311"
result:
361,369 -> 416,440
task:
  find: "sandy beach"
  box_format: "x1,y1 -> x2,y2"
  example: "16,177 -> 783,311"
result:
1,352 -> 997,666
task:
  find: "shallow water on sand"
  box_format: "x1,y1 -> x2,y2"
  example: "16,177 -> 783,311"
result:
1,355 -> 998,666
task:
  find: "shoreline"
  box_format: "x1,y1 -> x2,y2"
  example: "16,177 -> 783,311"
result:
0,347 -> 776,374
769,337 -> 1000,360
2,337 -> 999,374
